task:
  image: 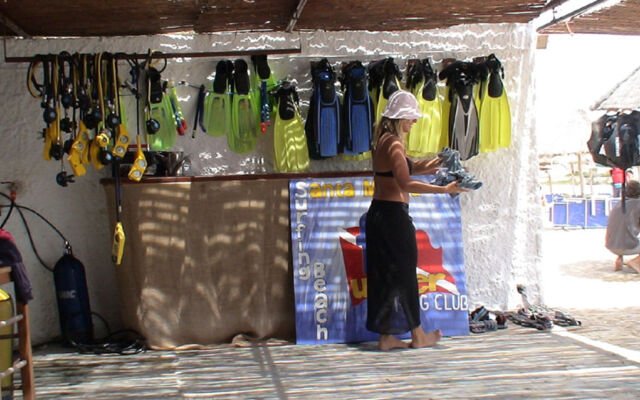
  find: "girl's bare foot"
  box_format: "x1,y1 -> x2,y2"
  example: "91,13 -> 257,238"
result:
615,255 -> 623,271
410,328 -> 442,348
378,334 -> 409,351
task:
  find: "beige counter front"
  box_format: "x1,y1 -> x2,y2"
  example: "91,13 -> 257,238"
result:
103,177 -> 295,349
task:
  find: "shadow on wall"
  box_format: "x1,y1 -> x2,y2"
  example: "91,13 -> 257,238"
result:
104,179 -> 295,349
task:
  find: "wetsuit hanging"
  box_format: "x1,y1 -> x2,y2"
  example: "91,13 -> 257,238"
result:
438,60 -> 483,161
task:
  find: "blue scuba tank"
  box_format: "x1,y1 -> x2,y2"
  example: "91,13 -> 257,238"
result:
53,253 -> 93,344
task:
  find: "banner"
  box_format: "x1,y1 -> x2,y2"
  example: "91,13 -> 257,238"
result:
290,176 -> 469,344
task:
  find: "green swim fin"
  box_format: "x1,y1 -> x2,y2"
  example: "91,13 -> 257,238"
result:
273,81 -> 309,172
145,66 -> 176,151
206,60 -> 233,137
229,59 -> 258,153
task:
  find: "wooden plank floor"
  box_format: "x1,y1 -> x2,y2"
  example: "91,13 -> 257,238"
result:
22,325 -> 640,399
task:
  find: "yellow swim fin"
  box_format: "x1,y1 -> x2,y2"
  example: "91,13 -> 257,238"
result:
273,82 -> 309,172
478,54 -> 511,153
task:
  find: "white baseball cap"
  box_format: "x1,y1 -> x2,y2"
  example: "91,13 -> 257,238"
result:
381,90 -> 423,120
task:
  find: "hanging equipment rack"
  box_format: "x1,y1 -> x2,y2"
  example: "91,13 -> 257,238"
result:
4,47 -> 301,64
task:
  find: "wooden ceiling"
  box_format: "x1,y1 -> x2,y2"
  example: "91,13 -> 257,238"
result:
538,0 -> 640,35
0,0 -> 548,38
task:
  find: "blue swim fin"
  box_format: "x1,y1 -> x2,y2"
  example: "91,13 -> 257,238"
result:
305,58 -> 340,158
340,61 -> 373,156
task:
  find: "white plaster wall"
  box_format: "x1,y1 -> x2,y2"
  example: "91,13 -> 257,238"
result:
0,23 -> 542,345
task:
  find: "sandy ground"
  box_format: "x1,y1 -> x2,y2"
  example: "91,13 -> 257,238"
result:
540,227 -> 640,309
540,227 -> 640,351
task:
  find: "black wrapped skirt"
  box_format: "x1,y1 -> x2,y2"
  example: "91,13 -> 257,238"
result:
365,199 -> 421,335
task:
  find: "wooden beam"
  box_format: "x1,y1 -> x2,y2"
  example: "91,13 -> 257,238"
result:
4,47 -> 301,63
0,11 -> 30,38
537,0 -> 612,32
286,0 -> 308,33
543,0 -> 572,11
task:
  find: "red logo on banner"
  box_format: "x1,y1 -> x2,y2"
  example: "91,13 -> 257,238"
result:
339,227 -> 368,306
415,230 -> 459,296
339,227 -> 458,306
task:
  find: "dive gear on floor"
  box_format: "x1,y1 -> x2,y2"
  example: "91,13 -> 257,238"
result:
54,250 -> 94,345
506,285 -> 581,330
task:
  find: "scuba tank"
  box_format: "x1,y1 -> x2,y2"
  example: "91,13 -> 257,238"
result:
0,289 -> 13,399
53,249 -> 93,345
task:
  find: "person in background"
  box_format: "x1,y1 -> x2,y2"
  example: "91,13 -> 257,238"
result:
365,90 -> 468,351
611,167 -> 624,197
626,168 -> 634,182
605,180 -> 640,273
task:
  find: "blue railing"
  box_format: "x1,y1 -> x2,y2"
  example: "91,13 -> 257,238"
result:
545,194 -> 619,228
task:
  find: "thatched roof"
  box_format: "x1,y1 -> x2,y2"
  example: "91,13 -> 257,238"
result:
592,65 -> 640,111
0,0 -> 547,38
